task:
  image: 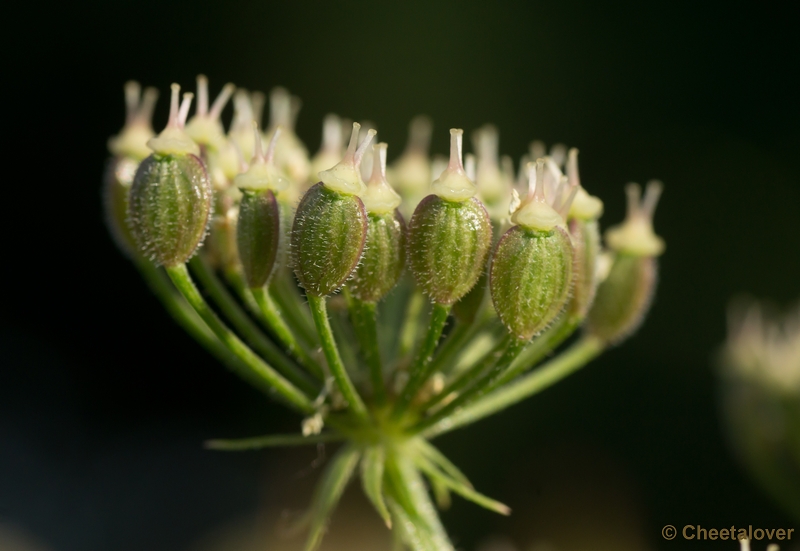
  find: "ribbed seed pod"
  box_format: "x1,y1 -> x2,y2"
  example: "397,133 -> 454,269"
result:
587,181 -> 664,344
407,129 -> 492,305
292,183 -> 368,297
104,82 -> 158,258
490,159 -> 580,339
349,143 -> 406,302
567,218 -> 601,319
237,190 -> 280,287
129,153 -> 212,266
490,226 -> 574,340
103,156 -> 140,258
408,195 -> 492,305
292,123 -> 375,297
235,124 -> 290,288
350,212 -> 406,302
128,84 -> 212,267
587,254 -> 657,343
564,148 -> 603,318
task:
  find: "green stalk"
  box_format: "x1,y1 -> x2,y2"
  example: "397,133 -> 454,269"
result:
397,288 -> 426,361
205,432 -> 343,450
166,263 -> 315,414
271,270 -> 319,348
345,291 -> 388,405
426,322 -> 469,374
306,294 -> 370,423
189,256 -> 318,396
413,338 -> 527,433
422,337 -> 605,438
393,303 -> 452,420
223,267 -> 262,319
327,300 -> 360,376
135,261 -> 245,372
496,314 -> 582,389
434,304 -> 497,377
251,286 -> 324,380
224,267 -> 321,377
422,335 -> 509,411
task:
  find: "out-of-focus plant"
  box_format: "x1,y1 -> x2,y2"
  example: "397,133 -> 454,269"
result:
103,77 -> 665,551
720,297 -> 800,521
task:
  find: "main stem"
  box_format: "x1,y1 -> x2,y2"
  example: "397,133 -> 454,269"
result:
166,263 -> 315,414
422,336 -> 605,438
306,294 -> 370,423
392,302 -> 452,420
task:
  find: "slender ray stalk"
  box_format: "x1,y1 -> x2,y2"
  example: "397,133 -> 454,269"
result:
166,263 -> 315,414
422,337 -> 605,438
393,303 -> 452,420
307,294 -> 370,422
189,256 -> 318,395
252,286 -> 324,379
345,289 -> 388,405
205,432 -> 342,450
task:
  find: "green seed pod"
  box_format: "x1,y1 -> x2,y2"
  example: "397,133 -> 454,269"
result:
491,226 -> 574,340
567,218 -> 601,319
104,82 -> 158,258
104,155 -> 141,258
490,160 -> 580,339
237,190 -> 279,287
587,181 -> 664,344
128,84 -> 212,267
349,144 -> 406,302
291,123 -> 375,297
407,129 -> 492,305
292,183 -> 368,297
235,124 -> 289,288
563,148 -> 604,318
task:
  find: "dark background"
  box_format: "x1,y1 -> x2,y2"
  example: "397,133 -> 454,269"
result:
3,0 -> 799,549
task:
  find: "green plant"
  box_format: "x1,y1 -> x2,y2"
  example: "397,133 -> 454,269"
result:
104,77 -> 665,551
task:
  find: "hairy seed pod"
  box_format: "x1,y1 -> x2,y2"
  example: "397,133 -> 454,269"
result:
407,129 -> 492,305
105,82 -> 159,258
408,195 -> 492,305
587,254 -> 657,344
237,190 -> 280,287
587,181 -> 664,344
490,226 -> 574,340
129,153 -> 212,266
350,211 -> 406,302
234,124 -> 289,287
292,183 -> 368,297
103,156 -> 140,258
567,218 -> 601,319
349,143 -> 406,302
128,84 -> 212,267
